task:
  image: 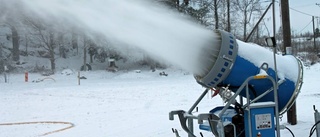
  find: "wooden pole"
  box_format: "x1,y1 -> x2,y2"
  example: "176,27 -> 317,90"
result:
281,0 -> 291,54
313,16 -> 317,54
4,66 -> 8,83
281,0 -> 297,125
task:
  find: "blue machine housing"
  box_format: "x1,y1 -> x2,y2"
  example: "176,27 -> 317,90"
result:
220,55 -> 296,112
199,106 -> 237,132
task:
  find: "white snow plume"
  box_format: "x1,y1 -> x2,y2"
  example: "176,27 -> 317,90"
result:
9,0 -> 218,74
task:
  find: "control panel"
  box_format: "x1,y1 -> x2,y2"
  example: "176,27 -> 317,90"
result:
255,113 -> 272,130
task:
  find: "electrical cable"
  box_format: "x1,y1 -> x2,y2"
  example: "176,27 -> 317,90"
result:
310,121 -> 319,136
298,20 -> 313,34
284,126 -> 295,137
311,128 -> 316,137
236,129 -> 245,137
292,4 -> 316,8
309,120 -> 320,137
289,7 -> 320,18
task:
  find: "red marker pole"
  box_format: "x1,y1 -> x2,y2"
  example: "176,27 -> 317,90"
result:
25,71 -> 28,82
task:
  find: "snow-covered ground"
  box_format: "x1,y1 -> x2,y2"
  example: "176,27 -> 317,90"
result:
0,63 -> 319,137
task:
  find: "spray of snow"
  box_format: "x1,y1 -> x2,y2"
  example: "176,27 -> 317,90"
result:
3,0 -> 300,83
6,0 -> 217,74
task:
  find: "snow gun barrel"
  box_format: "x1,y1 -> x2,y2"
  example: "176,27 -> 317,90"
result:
194,30 -> 303,114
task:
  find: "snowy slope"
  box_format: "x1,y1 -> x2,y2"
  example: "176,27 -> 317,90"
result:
0,63 -> 319,137
0,69 -> 212,137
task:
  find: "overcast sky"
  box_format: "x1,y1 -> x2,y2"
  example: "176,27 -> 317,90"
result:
284,0 -> 319,34
259,0 -> 319,36
278,0 -> 320,34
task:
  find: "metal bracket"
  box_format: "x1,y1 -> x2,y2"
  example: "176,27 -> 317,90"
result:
198,113 -> 220,136
172,128 -> 181,137
260,62 -> 269,72
169,110 -> 196,137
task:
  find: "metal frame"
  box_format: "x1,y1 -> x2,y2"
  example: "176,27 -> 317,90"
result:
169,75 -> 282,137
216,75 -> 280,137
169,89 -> 209,137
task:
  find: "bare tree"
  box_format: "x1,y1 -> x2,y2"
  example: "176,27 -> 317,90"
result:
24,17 -> 58,72
210,0 -> 238,33
72,29 -> 79,54
8,24 -> 20,61
226,0 -> 231,32
158,0 -> 180,10
0,2 -> 21,62
213,0 -> 220,29
235,0 -> 261,40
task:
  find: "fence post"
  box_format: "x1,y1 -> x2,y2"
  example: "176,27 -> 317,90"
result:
78,71 -> 80,85
4,72 -> 7,83
4,65 -> 8,83
25,71 -> 28,82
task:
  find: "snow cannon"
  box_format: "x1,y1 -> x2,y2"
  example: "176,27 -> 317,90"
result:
169,30 -> 303,137
194,29 -> 303,114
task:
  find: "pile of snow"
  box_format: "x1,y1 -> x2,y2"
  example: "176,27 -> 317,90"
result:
61,69 -> 74,76
238,40 -> 300,82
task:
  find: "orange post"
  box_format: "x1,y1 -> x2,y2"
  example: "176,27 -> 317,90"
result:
25,72 -> 28,82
